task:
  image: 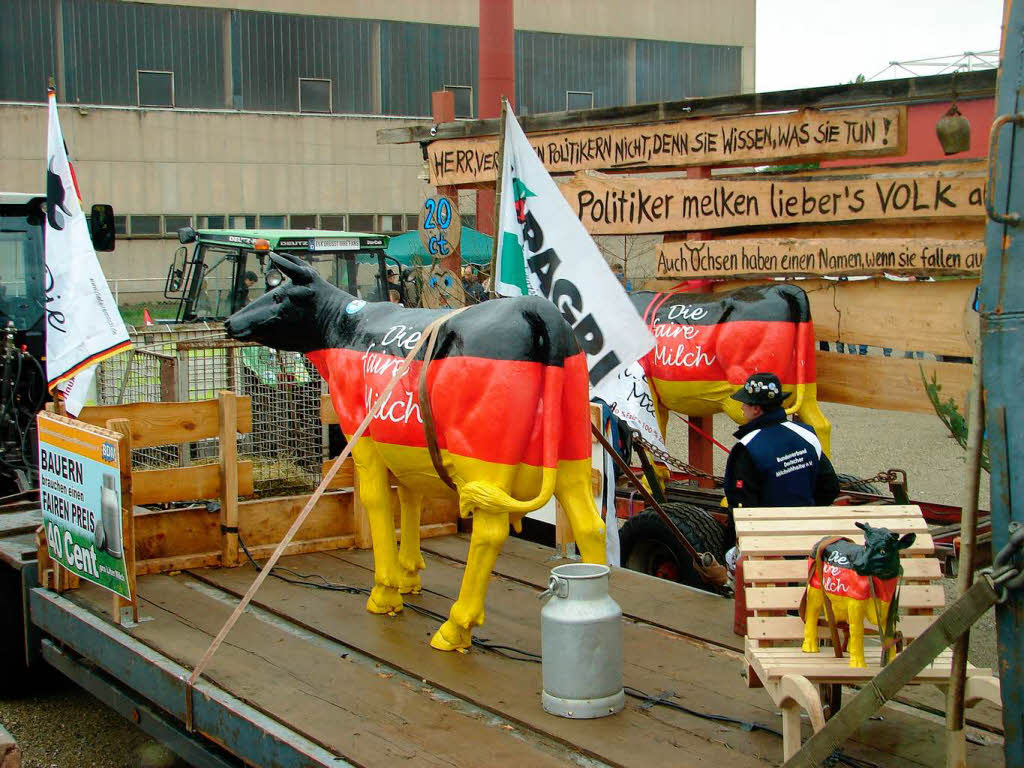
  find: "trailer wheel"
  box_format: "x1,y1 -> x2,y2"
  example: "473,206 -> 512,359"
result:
619,503 -> 727,590
0,565 -> 29,697
837,473 -> 883,495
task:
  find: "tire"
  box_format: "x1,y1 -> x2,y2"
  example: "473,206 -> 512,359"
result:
0,565 -> 30,697
619,502 -> 727,590
836,473 -> 883,495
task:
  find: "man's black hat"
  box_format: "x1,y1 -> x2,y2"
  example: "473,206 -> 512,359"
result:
730,372 -> 792,406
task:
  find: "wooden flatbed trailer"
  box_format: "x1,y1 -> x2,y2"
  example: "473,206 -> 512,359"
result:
4,501 -> 1006,767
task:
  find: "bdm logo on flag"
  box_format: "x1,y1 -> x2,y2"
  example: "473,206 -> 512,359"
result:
493,104 -> 654,401
44,88 -> 131,407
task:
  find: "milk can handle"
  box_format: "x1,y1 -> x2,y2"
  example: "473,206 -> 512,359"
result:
537,574 -> 569,600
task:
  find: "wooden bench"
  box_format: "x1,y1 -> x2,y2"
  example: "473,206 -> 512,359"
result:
737,504 -> 1001,759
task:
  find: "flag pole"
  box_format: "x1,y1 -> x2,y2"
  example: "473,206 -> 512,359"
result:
487,97 -> 509,296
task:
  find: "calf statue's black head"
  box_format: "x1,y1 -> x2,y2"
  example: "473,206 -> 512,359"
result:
813,522 -> 916,580
225,252 -> 346,353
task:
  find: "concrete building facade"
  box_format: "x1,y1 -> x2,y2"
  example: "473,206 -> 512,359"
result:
1,0 -> 755,303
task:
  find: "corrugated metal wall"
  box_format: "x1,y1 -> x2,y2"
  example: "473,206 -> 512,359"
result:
234,11 -> 375,113
0,0 -> 58,102
380,22 -> 478,116
62,0 -> 225,108
515,31 -> 631,114
635,39 -> 742,102
1,1 -> 742,114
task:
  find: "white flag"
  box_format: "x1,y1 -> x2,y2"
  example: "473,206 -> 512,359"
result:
493,104 -> 654,400
44,89 -> 130,392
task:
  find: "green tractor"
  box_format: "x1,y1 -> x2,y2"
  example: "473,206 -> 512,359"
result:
165,227 -> 406,323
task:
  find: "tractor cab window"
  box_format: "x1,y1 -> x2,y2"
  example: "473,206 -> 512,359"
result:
0,227 -> 44,331
240,251 -> 276,307
193,245 -> 239,319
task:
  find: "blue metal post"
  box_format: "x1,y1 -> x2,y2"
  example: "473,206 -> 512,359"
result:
979,1 -> 1024,761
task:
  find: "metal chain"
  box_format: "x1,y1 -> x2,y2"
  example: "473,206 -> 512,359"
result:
632,432 -> 723,483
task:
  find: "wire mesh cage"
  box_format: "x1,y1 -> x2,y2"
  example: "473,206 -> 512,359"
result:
97,323 -> 328,495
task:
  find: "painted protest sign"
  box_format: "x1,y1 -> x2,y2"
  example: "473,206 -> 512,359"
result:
656,238 -> 986,279
561,168 -> 986,235
37,412 -> 131,600
429,106 -> 906,186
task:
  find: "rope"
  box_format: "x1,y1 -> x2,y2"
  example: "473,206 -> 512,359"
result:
183,306 -> 465,731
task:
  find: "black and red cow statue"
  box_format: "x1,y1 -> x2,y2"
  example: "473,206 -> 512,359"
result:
224,252 -> 606,652
630,284 -> 832,454
801,522 -> 916,667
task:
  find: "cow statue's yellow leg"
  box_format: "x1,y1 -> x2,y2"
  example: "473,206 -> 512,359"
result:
352,440 -> 404,615
793,384 -> 832,457
430,507 -> 511,651
554,459 -> 607,563
396,485 -> 426,594
802,586 -> 825,653
845,597 -> 867,668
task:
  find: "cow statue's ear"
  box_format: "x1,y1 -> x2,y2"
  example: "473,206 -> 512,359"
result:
855,521 -> 870,533
269,251 -> 316,285
896,532 -> 916,550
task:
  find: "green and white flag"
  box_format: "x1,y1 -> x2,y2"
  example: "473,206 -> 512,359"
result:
493,104 -> 655,399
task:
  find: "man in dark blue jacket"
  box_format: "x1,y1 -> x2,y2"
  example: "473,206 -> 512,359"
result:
723,372 -> 839,549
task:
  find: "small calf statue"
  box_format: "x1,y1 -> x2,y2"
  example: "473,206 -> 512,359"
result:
801,522 -> 916,668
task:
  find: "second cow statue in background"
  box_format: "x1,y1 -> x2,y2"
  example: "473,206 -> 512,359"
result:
225,252 -> 606,652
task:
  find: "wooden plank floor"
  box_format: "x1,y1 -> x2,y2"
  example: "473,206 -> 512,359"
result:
69,535 -> 1004,767
423,534 -> 1006,736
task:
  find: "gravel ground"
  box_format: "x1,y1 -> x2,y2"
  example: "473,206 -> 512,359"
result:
0,404 -> 1000,765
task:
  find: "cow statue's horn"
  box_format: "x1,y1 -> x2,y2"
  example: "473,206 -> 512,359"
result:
269,251 -> 316,285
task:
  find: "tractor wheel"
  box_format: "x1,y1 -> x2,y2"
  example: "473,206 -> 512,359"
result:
836,473 -> 883,495
619,502 -> 727,590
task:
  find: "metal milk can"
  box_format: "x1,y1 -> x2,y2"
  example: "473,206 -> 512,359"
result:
539,563 -> 624,718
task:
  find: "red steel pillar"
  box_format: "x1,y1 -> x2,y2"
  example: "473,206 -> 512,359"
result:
476,0 -> 514,239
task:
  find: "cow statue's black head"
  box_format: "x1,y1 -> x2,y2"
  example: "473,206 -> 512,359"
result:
851,522 -> 916,578
225,252 -> 343,353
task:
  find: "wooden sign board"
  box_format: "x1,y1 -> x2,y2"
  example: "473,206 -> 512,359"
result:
417,194 -> 462,258
656,238 -> 985,279
561,167 -> 985,235
428,106 -> 906,186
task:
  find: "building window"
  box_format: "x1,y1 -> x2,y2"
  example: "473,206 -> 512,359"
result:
348,214 -> 375,232
229,215 -> 256,229
462,214 -> 476,230
444,85 -> 474,118
299,78 -> 332,114
129,215 -> 161,236
320,215 -> 346,230
198,215 -> 225,229
290,214 -> 318,230
164,215 -> 192,235
138,70 -> 174,107
566,91 -> 594,111
260,215 -> 286,229
378,214 -> 404,234
113,216 -> 128,236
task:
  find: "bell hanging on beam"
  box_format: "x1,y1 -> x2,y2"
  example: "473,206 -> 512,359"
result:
936,103 -> 972,155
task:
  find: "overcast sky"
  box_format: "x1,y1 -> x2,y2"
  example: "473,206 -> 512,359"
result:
756,0 -> 1006,92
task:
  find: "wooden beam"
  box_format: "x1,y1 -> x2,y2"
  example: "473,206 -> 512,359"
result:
320,458 -> 355,489
377,69 -> 995,145
712,277 -> 978,358
656,238 -> 984,279
560,167 -> 984,235
106,418 -> 137,623
320,394 -> 338,425
219,391 -> 240,566
132,461 -> 254,505
815,352 -> 972,413
426,106 -> 906,186
78,397 -> 253,448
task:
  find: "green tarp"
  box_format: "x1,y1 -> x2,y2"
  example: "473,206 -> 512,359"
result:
381,227 -> 494,267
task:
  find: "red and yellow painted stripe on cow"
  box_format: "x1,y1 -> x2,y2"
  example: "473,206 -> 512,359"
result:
308,348 -> 593,511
